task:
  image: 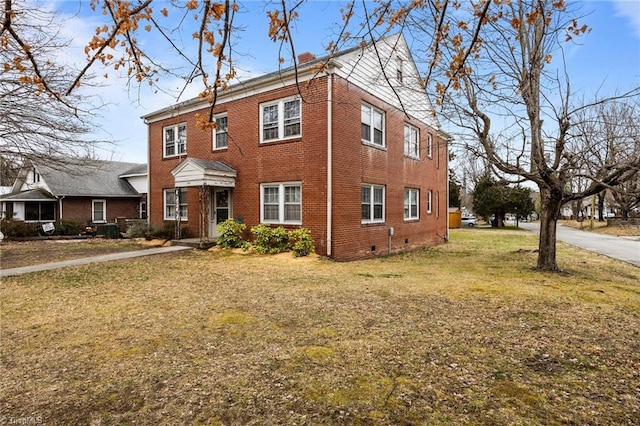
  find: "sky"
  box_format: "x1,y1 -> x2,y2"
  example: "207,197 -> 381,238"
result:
48,0 -> 640,165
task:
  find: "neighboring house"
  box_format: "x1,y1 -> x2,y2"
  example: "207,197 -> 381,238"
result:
0,160 -> 147,226
142,33 -> 449,261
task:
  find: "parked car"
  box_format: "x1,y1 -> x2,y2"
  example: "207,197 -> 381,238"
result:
461,217 -> 477,227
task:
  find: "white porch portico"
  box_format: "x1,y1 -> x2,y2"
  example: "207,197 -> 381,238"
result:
171,158 -> 237,241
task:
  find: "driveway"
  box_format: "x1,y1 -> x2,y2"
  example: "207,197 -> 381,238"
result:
518,222 -> 640,267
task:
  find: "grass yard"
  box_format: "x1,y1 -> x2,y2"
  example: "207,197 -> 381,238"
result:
1,229 -> 639,425
0,238 -> 152,270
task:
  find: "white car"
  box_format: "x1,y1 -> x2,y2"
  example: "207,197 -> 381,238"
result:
461,217 -> 477,227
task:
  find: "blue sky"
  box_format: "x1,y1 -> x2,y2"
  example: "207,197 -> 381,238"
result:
51,0 -> 640,164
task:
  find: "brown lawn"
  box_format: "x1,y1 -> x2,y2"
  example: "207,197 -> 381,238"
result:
1,229 -> 638,425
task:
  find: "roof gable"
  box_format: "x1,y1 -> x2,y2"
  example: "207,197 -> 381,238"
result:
333,33 -> 439,129
143,33 -> 439,130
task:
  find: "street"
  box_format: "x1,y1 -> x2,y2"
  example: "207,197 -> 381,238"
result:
518,222 -> 640,267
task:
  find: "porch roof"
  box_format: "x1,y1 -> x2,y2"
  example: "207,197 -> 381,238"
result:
171,158 -> 237,188
0,188 -> 56,202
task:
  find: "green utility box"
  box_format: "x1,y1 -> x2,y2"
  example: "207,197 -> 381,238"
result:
98,224 -> 120,239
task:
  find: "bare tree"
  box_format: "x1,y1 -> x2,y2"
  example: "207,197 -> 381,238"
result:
411,0 -> 639,270
571,100 -> 640,220
1,4 -> 108,169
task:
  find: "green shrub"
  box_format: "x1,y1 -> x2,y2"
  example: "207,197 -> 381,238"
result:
149,223 -> 191,240
126,221 -> 153,239
216,218 -> 246,248
55,219 -> 83,236
0,219 -> 40,238
251,224 -> 289,254
288,227 -> 315,257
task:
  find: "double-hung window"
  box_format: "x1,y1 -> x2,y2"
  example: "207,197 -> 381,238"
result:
426,134 -> 433,158
92,200 -> 106,223
260,182 -> 302,224
361,184 -> 385,223
361,104 -> 384,147
404,189 -> 419,220
164,123 -> 187,157
164,188 -> 188,221
404,124 -> 419,158
213,115 -> 228,149
260,98 -> 301,143
427,190 -> 433,214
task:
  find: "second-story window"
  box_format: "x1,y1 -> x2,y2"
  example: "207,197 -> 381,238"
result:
404,124 -> 419,158
164,123 -> 186,157
260,97 -> 301,143
361,104 -> 384,147
426,134 -> 433,158
213,115 -> 228,150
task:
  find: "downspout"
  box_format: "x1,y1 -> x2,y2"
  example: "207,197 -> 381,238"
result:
445,137 -> 450,242
145,117 -> 151,228
326,71 -> 333,256
58,196 -> 65,221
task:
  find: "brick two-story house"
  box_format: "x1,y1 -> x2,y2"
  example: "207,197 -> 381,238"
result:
143,33 -> 449,260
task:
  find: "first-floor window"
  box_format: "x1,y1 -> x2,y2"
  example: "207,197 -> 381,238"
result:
362,184 -> 385,223
427,190 -> 433,214
140,201 -> 147,219
164,188 -> 188,221
260,182 -> 302,224
2,201 -> 14,219
24,202 -> 55,221
404,189 -> 419,220
92,200 -> 106,223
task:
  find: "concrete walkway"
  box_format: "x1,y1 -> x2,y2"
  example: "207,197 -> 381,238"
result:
1,245 -> 192,278
518,222 -> 640,267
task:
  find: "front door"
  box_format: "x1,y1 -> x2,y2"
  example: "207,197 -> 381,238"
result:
210,188 -> 231,237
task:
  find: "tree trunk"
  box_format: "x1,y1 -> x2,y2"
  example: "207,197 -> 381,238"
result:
597,192 -> 605,221
537,187 -> 563,271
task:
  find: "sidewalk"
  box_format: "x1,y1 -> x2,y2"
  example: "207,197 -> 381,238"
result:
1,245 -> 192,278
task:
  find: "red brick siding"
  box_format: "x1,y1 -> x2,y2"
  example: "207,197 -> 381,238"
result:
61,197 -> 141,225
329,77 -> 448,260
147,74 -> 448,260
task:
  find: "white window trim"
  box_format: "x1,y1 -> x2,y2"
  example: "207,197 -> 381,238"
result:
163,123 -> 187,158
404,189 -> 419,220
361,184 -> 386,224
260,182 -> 302,225
164,188 -> 188,221
427,190 -> 433,214
92,199 -> 106,223
426,133 -> 433,158
361,103 -> 385,148
404,124 -> 420,159
213,114 -> 228,150
259,97 -> 302,143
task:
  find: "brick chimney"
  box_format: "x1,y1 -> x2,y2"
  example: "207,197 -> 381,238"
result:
297,52 -> 316,64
